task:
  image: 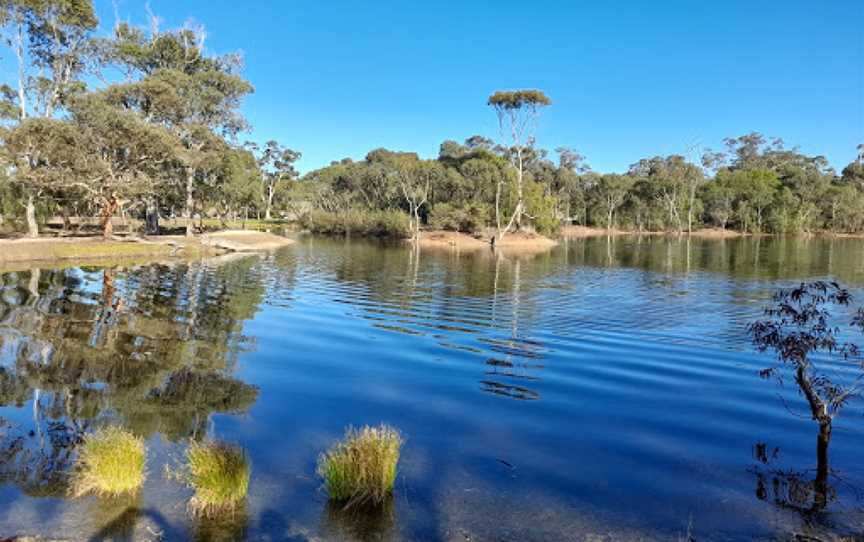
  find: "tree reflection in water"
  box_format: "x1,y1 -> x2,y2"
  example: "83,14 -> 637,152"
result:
0,256 -> 269,500
750,439 -> 843,528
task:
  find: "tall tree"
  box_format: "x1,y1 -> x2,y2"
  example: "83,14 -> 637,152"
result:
487,89 -> 550,241
103,24 -> 253,236
592,174 -> 633,230
246,140 -> 300,220
27,0 -> 98,118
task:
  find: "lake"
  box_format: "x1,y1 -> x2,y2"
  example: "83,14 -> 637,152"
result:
1,235 -> 864,541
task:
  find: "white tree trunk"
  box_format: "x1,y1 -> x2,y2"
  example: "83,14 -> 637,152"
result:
184,168 -> 195,237
15,21 -> 26,121
25,194 -> 38,238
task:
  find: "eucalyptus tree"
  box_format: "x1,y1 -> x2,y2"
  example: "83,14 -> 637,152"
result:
840,145 -> 864,191
628,155 -> 703,233
1,93 -> 181,237
68,93 -> 181,236
211,147 -> 262,223
591,174 -> 634,230
0,0 -> 98,120
245,140 -> 301,220
0,0 -> 99,234
0,0 -> 33,121
487,89 -> 551,239
551,148 -> 591,225
1,117 -> 94,236
27,0 -> 98,118
750,282 -> 864,506
102,24 -> 253,235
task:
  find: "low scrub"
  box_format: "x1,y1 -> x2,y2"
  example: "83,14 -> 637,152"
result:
302,210 -> 410,238
70,426 -> 146,498
429,202 -> 490,233
183,441 -> 251,518
317,424 -> 403,507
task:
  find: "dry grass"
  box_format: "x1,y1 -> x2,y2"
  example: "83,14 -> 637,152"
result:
317,425 -> 403,507
184,441 -> 251,518
70,426 -> 146,498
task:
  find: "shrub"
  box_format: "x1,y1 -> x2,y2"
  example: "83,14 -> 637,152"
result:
429,202 -> 490,233
70,426 -> 146,498
317,424 -> 403,507
184,441 -> 251,518
302,210 -> 411,238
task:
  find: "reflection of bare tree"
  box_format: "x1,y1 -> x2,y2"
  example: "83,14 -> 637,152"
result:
482,255 -> 545,400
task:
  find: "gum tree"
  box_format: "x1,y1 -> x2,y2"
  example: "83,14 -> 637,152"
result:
487,89 -> 550,241
245,140 -> 301,220
103,24 -> 253,236
749,281 -> 864,500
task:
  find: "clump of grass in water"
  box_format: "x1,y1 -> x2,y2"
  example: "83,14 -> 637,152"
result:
317,425 -> 403,507
185,441 -> 251,518
70,426 -> 146,498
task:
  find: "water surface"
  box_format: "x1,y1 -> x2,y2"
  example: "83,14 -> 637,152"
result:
1,235 -> 864,541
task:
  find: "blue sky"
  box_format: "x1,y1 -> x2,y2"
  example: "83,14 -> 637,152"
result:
92,1 -> 863,173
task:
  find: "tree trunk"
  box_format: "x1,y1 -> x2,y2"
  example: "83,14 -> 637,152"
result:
265,183 -> 274,220
515,148 -> 524,230
184,168 -> 195,237
412,206 -> 421,243
99,195 -> 119,239
15,20 -> 26,121
814,421 -> 831,511
25,194 -> 38,238
146,197 -> 160,235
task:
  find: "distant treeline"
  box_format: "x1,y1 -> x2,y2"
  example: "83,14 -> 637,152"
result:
0,2 -> 860,240
293,134 -> 864,238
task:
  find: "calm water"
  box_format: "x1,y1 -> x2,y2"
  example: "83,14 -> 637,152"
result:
2,235 -> 864,541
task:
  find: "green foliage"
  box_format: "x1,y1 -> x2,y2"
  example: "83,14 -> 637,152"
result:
317,425 -> 403,507
183,441 -> 250,518
302,209 -> 411,238
523,179 -> 560,234
429,202 -> 490,233
487,89 -> 551,109
71,426 -> 146,498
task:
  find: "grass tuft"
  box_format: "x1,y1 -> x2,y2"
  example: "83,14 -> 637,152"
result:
317,424 -> 403,507
70,426 -> 146,498
185,441 -> 251,518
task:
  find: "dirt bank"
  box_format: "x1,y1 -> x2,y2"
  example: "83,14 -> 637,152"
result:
203,230 -> 295,251
415,231 -> 490,250
494,231 -> 558,249
415,230 -> 557,253
0,231 -> 294,267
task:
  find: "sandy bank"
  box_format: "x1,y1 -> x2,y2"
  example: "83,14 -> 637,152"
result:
494,231 -> 558,249
415,230 -> 557,254
203,230 -> 296,251
415,231 -> 490,250
0,230 -> 293,267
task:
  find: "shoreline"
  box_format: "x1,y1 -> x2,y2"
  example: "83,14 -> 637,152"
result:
0,230 -> 294,268
414,230 -> 558,253
558,225 -> 864,240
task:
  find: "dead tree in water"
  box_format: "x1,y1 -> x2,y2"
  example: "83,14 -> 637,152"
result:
749,281 -> 864,509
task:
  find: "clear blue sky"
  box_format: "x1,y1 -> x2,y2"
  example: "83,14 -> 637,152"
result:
97,1 -> 863,174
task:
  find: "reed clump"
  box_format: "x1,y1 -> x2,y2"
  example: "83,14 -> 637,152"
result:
317,424 -> 403,507
70,426 -> 146,497
184,441 -> 251,518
